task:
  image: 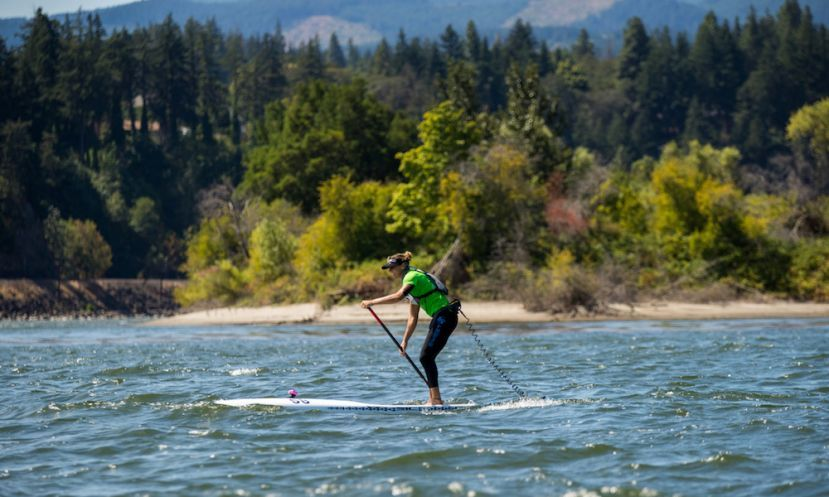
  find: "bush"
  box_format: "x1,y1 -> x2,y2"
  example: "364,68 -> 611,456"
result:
789,239 -> 829,301
175,260 -> 246,307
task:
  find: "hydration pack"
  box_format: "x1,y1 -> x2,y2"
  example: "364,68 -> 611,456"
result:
409,268 -> 449,300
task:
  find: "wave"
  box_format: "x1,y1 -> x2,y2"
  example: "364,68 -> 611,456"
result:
478,397 -> 585,412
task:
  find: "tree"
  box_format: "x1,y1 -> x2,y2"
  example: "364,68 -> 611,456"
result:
241,80 -> 396,212
148,15 -> 191,146
465,21 -> 481,62
296,36 -> 325,81
372,38 -> 393,75
44,207 -> 112,280
618,17 -> 649,80
505,19 -> 535,67
327,33 -> 346,68
503,63 -> 569,176
787,98 -> 829,195
442,61 -> 478,117
247,218 -> 296,282
129,196 -> 161,240
388,100 -> 483,250
16,9 -> 62,142
440,24 -> 464,61
688,12 -> 741,144
572,29 -> 595,59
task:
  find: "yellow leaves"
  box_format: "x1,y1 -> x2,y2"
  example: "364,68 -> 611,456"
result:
742,194 -> 794,239
787,97 -> 829,157
695,179 -> 741,220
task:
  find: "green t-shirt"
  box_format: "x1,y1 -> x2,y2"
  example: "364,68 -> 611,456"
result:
402,268 -> 450,317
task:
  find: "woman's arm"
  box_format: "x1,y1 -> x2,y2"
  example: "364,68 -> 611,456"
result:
400,303 -> 420,355
360,284 -> 413,308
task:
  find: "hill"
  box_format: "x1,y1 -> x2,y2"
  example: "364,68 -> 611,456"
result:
1,0 -> 827,47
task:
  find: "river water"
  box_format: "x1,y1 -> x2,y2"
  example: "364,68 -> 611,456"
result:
1,317 -> 827,497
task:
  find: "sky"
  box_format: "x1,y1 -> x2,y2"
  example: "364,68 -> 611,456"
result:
0,1 -> 140,19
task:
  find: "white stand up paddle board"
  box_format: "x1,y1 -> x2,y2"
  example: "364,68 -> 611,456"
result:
216,397 -> 475,412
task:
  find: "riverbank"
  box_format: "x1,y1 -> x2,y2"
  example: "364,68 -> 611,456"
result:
0,279 -> 181,320
147,300 -> 829,326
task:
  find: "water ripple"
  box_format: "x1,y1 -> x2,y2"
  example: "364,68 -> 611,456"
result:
0,318 -> 827,496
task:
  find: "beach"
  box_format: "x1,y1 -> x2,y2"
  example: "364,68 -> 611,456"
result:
147,300 -> 829,326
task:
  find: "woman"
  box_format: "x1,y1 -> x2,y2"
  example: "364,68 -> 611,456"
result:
361,251 -> 459,406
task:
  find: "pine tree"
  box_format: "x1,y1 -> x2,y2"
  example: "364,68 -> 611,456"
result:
297,36 -> 325,81
16,8 -> 62,142
194,19 -> 225,143
572,28 -> 595,59
0,38 -> 15,124
443,61 -> 478,117
347,38 -> 361,68
506,19 -> 536,66
372,38 -> 393,75
689,12 -> 741,144
148,15 -> 190,146
618,17 -> 649,80
440,24 -> 464,61
465,21 -> 481,62
538,40 -> 551,76
327,32 -> 346,68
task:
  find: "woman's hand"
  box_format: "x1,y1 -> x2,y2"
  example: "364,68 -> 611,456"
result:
360,300 -> 372,309
399,339 -> 408,356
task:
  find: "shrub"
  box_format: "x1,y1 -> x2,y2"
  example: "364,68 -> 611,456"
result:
789,239 -> 829,301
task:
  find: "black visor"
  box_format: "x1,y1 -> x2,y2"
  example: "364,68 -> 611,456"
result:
381,258 -> 405,269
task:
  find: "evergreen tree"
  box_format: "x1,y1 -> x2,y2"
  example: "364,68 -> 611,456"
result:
297,36 -> 325,81
148,15 -> 190,146
506,19 -> 536,66
689,12 -> 741,144
440,24 -> 464,61
538,40 -> 551,77
327,32 -> 346,68
442,61 -> 478,117
372,38 -> 393,75
465,21 -> 481,62
572,28 -> 595,59
393,29 -> 409,72
0,38 -> 15,124
194,19 -> 226,143
346,38 -> 361,68
618,17 -> 649,80
16,8 -> 62,142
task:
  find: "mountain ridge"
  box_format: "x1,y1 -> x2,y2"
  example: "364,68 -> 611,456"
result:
1,0 -> 826,48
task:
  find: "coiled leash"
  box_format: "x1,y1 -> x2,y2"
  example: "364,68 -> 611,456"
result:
456,303 -> 529,400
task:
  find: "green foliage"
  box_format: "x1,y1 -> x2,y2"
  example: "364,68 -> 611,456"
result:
789,238 -> 829,301
4,5 -> 829,309
44,207 -> 113,280
295,176 -> 398,297
61,218 -> 114,279
241,79 -> 396,212
787,97 -> 829,193
129,197 -> 160,239
247,218 -> 296,282
175,259 -> 246,306
444,143 -> 547,265
388,100 -> 483,250
591,141 -> 794,292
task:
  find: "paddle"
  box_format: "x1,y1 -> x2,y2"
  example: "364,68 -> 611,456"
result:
367,307 -> 429,387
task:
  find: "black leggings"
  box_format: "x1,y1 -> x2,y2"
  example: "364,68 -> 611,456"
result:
419,307 -> 458,388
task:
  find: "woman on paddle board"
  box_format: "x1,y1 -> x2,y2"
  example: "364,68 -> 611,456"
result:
361,251 -> 459,406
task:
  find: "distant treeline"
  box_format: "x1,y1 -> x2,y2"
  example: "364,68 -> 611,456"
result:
1,1 -> 828,307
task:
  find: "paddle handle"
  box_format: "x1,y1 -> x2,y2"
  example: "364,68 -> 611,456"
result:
367,307 -> 429,387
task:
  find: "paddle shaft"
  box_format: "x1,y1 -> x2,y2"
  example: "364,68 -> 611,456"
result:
367,307 -> 429,387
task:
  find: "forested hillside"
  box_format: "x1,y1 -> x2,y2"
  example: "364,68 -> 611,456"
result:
2,0 -> 829,49
1,0 -> 828,309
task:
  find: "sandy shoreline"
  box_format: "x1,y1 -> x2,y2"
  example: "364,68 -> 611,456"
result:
146,300 -> 829,327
